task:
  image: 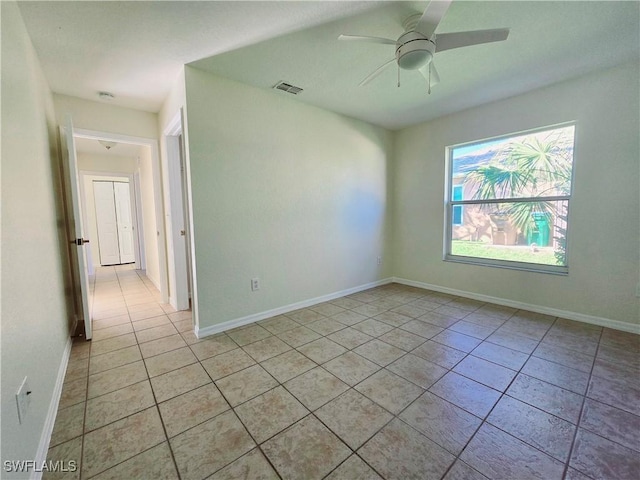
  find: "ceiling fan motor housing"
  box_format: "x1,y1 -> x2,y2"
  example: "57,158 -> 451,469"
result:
396,31 -> 435,70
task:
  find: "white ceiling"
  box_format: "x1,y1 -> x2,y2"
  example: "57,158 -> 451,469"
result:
18,1 -> 640,130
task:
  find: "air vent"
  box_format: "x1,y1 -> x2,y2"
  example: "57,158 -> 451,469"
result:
274,81 -> 303,95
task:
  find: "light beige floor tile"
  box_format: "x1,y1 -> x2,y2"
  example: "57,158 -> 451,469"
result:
93,314 -> 131,331
59,377 -> 87,409
306,318 -> 347,336
310,302 -> 346,317
262,415 -> 350,480
235,386 -> 309,443
242,335 -> 291,362
92,322 -> 134,341
352,318 -> 395,337
190,334 -> 237,360
201,348 -> 256,380
135,323 -> 179,344
85,380 -> 155,432
90,443 -> 178,480
453,355 -> 517,392
91,333 -> 137,356
261,349 -> 316,383
355,369 -> 423,415
151,363 -> 211,403
323,352 -> 380,386
400,391 -> 482,455
460,423 -> 564,480
82,407 -> 166,478
297,337 -> 347,364
173,318 -> 193,333
227,324 -> 272,346
88,361 -> 148,399
139,334 -> 187,358
259,315 -> 300,334
215,364 -> 278,407
69,341 -> 91,361
284,367 -> 350,411
208,448 -> 279,480
328,327 -> 373,349
159,383 -> 230,437
170,410 -> 255,480
286,308 -> 326,325
276,326 -> 322,347
64,357 -> 89,382
131,315 -> 171,332
444,461 -> 489,480
387,353 -> 447,388
168,310 -> 192,322
144,346 -> 198,377
43,436 -> 82,480
379,328 -> 425,351
316,389 -> 393,449
89,345 -> 142,375
50,402 -> 85,447
354,339 -> 405,367
325,455 -> 382,480
130,305 -> 167,321
331,310 -> 369,326
359,418 -> 455,480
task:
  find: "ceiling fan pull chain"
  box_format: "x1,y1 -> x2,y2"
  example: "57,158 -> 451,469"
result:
428,65 -> 432,94
397,65 -> 400,88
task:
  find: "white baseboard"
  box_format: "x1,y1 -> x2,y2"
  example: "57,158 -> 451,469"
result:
31,337 -> 73,480
393,277 -> 640,334
196,278 -> 393,338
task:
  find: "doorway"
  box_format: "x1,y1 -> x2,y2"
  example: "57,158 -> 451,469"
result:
93,180 -> 136,266
73,129 -> 169,305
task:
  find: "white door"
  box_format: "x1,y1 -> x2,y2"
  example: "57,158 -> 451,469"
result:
94,181 -> 121,265
62,116 -> 92,340
114,182 -> 136,263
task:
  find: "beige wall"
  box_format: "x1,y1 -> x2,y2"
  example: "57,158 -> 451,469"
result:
138,146 -> 161,288
53,94 -> 159,139
392,61 -> 640,326
184,67 -> 393,330
1,1 -> 74,472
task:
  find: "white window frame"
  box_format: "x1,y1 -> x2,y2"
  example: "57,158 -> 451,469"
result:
443,123 -> 575,275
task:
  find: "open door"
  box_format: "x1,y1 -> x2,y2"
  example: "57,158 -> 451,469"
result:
62,115 -> 92,340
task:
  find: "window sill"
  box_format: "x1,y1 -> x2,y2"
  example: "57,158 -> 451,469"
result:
444,255 -> 569,276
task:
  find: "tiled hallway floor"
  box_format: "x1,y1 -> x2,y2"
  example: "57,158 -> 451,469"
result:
46,265 -> 640,479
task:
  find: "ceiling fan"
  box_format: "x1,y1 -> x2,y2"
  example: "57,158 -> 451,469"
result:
338,0 -> 509,92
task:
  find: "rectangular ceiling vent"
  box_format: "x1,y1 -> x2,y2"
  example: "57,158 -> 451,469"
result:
274,81 -> 303,95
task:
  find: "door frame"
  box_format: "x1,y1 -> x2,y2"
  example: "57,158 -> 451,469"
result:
162,110 -> 192,311
74,128 -> 169,303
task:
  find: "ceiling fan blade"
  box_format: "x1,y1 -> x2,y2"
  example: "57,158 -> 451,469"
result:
415,0 -> 453,38
338,34 -> 396,45
435,28 -> 510,52
359,58 -> 396,87
419,63 -> 440,87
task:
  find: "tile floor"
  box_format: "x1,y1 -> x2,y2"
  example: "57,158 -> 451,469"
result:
45,264 -> 640,479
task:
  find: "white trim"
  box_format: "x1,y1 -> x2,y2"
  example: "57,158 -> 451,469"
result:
196,278 -> 393,338
393,277 -> 640,334
31,337 -> 73,480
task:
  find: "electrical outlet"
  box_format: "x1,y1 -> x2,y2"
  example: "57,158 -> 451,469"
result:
251,278 -> 260,291
377,256 -> 382,265
16,377 -> 31,424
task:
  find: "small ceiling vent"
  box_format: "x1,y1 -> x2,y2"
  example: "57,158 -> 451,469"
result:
274,81 -> 303,95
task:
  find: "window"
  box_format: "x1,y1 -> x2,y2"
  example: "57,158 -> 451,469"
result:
445,124 -> 575,274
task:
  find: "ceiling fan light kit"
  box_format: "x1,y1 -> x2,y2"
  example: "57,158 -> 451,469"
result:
396,32 -> 435,70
